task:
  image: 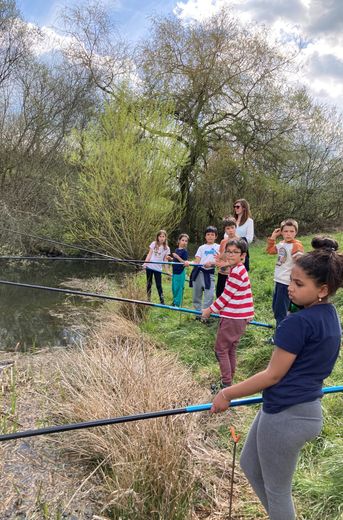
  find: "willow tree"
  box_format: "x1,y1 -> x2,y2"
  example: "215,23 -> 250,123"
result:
60,89 -> 187,258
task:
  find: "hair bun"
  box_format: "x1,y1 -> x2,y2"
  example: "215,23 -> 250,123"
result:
311,236 -> 339,252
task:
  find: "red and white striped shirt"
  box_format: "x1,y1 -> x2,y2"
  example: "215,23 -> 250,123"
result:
210,263 -> 254,319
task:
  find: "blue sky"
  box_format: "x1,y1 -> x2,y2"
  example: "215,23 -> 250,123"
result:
17,0 -> 343,112
18,0 -> 177,41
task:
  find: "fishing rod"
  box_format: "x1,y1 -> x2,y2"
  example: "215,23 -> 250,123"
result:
1,229 -> 200,266
0,255 -> 198,266
0,279 -> 272,328
0,386 -> 341,442
0,256 -> 190,280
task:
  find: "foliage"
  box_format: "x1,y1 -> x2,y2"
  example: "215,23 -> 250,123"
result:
189,97 -> 343,237
137,9 -> 303,221
60,88 -> 187,258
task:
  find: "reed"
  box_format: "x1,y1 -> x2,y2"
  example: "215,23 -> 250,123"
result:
46,317 -> 205,519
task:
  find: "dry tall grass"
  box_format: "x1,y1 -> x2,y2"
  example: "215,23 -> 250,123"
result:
117,272 -> 150,323
45,316 -> 206,519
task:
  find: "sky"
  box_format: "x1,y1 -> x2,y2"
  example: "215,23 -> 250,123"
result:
17,0 -> 343,113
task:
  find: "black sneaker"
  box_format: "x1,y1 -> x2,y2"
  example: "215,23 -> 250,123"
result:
265,337 -> 275,345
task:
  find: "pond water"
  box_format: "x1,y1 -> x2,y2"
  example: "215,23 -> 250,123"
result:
0,260 -> 132,352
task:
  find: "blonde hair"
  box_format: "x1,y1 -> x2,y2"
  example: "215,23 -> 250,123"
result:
280,219 -> 298,233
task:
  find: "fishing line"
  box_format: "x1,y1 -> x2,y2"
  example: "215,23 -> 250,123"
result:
1,229 -> 199,266
0,279 -> 272,328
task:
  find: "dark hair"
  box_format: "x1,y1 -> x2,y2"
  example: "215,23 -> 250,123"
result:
295,250 -> 343,296
225,238 -> 248,254
177,233 -> 189,246
223,218 -> 237,229
311,235 -> 339,251
233,199 -> 252,226
280,218 -> 298,232
205,226 -> 218,236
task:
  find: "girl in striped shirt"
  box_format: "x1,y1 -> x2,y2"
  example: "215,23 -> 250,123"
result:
202,239 -> 254,388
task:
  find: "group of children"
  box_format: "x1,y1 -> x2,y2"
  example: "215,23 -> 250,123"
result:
143,220 -> 342,520
143,219 -> 244,310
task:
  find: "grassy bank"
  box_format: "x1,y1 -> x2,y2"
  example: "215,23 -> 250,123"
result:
140,232 -> 343,520
0,233 -> 341,519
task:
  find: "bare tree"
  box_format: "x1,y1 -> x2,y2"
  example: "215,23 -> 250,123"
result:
0,0 -> 37,87
59,1 -> 131,97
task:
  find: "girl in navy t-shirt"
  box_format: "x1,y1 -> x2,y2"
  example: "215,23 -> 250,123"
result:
210,248 -> 342,520
169,233 -> 190,307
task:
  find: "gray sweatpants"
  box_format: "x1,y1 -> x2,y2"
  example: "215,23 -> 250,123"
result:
192,271 -> 215,311
240,400 -> 322,520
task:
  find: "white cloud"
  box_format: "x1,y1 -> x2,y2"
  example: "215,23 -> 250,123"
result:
29,24 -> 74,56
174,0 -> 343,112
174,0 -> 227,21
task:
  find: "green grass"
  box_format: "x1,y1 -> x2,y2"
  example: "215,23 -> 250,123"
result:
139,232 -> 343,519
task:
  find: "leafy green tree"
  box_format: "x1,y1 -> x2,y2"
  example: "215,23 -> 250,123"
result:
60,89 -> 187,258
137,9 -> 297,222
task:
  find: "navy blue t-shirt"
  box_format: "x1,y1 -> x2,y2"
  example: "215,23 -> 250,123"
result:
172,248 -> 188,274
263,304 -> 341,414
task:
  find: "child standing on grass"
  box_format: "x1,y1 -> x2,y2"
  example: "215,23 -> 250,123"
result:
143,230 -> 170,304
211,248 -> 342,520
202,239 -> 254,388
216,218 -> 239,297
190,226 -> 220,317
267,219 -> 304,328
169,233 -> 190,307
289,235 -> 339,313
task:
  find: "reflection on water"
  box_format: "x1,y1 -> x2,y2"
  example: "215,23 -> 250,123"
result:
0,259 -> 130,352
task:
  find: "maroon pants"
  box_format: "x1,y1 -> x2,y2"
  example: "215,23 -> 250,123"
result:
215,318 -> 248,386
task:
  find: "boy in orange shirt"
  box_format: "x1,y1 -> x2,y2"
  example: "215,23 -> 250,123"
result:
266,218 -> 304,328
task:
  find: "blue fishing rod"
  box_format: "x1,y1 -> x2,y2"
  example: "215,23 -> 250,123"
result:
0,279 -> 272,328
0,386 -> 341,442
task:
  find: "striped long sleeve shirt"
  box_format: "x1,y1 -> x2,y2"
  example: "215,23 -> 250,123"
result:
210,263 -> 254,319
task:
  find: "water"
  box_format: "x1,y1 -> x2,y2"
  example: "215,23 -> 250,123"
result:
0,259 -> 131,351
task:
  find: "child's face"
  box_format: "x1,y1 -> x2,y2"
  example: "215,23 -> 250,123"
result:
225,245 -> 245,267
288,264 -> 328,308
158,233 -> 167,243
225,226 -> 236,238
179,236 -> 188,248
281,225 -> 297,242
205,232 -> 217,244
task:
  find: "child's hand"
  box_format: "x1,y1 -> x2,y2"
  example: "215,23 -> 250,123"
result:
166,255 -> 173,261
211,390 -> 230,413
202,307 -> 212,320
215,257 -> 227,268
184,261 -> 190,267
271,228 -> 281,240
203,261 -> 212,268
142,263 -> 147,269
